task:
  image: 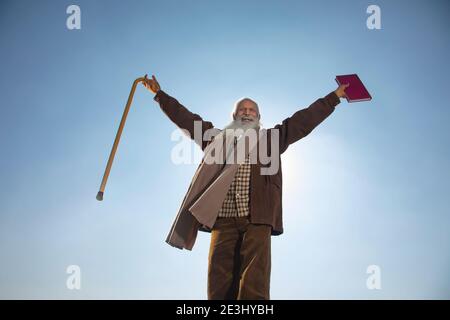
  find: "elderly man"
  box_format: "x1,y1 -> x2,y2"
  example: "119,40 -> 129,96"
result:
143,75 -> 348,300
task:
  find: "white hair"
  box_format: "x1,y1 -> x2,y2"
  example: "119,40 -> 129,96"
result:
231,97 -> 261,120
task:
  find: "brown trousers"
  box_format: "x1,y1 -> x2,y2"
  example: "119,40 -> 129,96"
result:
207,216 -> 272,300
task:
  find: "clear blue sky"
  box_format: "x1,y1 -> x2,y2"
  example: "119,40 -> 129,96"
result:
0,0 -> 449,299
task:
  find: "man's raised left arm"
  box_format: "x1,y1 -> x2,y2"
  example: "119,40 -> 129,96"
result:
273,83 -> 349,154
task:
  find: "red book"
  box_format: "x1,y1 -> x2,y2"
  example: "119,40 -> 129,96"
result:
335,74 -> 372,103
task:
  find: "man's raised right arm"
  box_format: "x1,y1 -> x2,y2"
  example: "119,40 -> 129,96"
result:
143,75 -> 215,150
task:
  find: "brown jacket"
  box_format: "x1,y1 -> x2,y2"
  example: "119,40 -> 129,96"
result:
154,90 -> 341,250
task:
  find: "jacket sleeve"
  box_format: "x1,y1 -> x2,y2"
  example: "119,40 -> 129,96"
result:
272,91 -> 340,154
154,90 -> 216,150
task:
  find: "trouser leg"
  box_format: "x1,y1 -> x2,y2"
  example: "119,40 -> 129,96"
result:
237,221 -> 272,300
207,218 -> 241,300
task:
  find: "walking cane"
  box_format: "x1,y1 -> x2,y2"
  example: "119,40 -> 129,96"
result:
96,76 -> 147,201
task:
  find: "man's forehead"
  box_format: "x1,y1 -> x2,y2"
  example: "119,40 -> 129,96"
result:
238,99 -> 258,109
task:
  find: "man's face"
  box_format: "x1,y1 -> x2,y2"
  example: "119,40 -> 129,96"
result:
235,100 -> 259,123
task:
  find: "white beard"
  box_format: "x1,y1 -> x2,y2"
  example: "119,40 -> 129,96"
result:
222,117 -> 260,132
219,117 -> 261,164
